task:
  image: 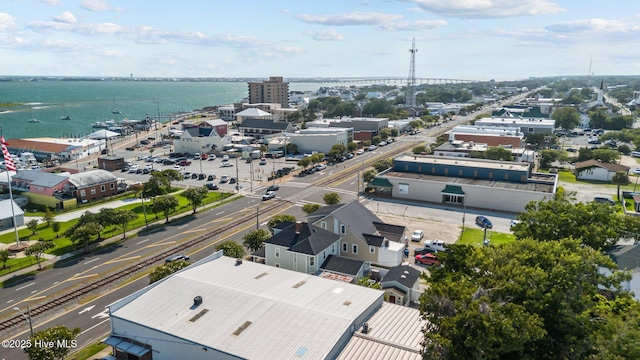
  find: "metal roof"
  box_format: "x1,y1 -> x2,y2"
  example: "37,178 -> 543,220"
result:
68,169 -> 117,187
336,302 -> 426,360
0,199 -> 24,219
110,253 -> 384,360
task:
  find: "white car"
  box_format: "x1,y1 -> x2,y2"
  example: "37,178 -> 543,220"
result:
262,191 -> 276,201
379,141 -> 387,146
411,230 -> 424,242
128,165 -> 139,173
634,168 -> 640,175
222,155 -> 229,161
356,149 -> 364,155
423,239 -> 447,251
172,165 -> 182,171
510,219 -> 522,228
221,161 -> 233,167
368,145 -> 377,151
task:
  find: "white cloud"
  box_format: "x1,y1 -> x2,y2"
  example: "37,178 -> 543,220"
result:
53,11 -> 77,24
73,22 -> 123,35
545,18 -> 633,33
304,29 -> 344,41
297,12 -> 402,26
403,0 -> 565,19
41,0 -> 63,5
380,19 -> 447,31
0,13 -> 18,31
81,0 -> 112,12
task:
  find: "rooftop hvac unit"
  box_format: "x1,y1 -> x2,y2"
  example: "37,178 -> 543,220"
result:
193,296 -> 203,306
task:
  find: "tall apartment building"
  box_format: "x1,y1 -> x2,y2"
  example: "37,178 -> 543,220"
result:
248,76 -> 289,108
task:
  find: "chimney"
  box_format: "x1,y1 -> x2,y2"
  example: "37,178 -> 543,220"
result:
295,221 -> 303,234
362,322 -> 369,334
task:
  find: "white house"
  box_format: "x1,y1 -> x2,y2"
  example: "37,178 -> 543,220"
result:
173,126 -> 227,155
574,159 -> 629,182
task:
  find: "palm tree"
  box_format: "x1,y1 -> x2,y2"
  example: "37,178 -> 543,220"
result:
611,171 -> 630,202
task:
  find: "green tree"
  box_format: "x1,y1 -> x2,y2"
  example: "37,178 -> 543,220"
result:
420,239 -> 632,360
591,148 -> 620,164
588,107 -> 608,128
0,249 -> 10,269
363,169 -> 377,184
51,222 -> 61,238
98,207 -> 117,229
149,259 -> 190,284
483,146 -> 513,161
611,171 -> 630,201
215,240 -> 245,258
112,209 -> 138,239
297,157 -> 311,170
24,241 -> 55,270
181,187 -> 209,214
539,149 -> 565,169
267,214 -> 296,232
302,203 -> 321,215
577,147 -> 594,162
69,222 -> 103,253
390,128 -> 399,137
25,325 -> 81,360
242,229 -> 271,252
371,135 -> 381,145
323,192 -> 341,205
42,207 -> 55,227
373,158 -> 393,173
362,99 -> 394,116
552,107 -> 580,130
152,195 -> 179,223
513,192 -> 624,251
26,219 -> 39,236
412,145 -> 428,155
347,142 -> 358,152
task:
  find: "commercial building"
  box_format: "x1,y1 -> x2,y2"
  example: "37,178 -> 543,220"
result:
473,116 -> 555,134
0,199 -> 24,230
173,120 -> 228,155
105,251 -> 391,360
443,125 -> 525,148
247,76 -> 289,108
370,155 -> 557,213
434,141 -> 535,163
271,127 -> 352,154
310,117 -> 389,142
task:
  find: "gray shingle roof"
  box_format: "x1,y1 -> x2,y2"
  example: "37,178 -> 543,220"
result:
12,170 -> 67,187
239,118 -> 290,131
609,244 -> 640,270
68,170 -> 118,188
0,199 -> 24,219
319,255 -> 365,276
265,222 -> 340,255
381,264 -> 421,289
184,127 -> 214,137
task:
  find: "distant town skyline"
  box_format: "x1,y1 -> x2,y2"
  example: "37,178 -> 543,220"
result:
1,0 -> 637,80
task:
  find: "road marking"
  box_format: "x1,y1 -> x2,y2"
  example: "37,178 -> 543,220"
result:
260,222 -> 268,226
104,256 -> 141,264
84,258 -> 100,265
178,224 -> 188,229
31,290 -> 37,294
67,274 -> 98,281
53,281 -> 59,285
145,241 -> 175,248
91,309 -> 110,319
215,211 -> 225,215
80,318 -> 110,335
6,300 -> 13,304
136,238 -> 150,244
78,305 -> 95,314
15,283 -> 35,291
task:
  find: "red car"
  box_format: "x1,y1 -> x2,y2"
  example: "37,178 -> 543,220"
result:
415,253 -> 440,266
177,160 -> 192,166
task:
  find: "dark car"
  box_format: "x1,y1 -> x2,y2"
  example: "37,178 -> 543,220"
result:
125,147 -> 135,151
162,159 -> 176,165
198,173 -> 205,180
191,173 -> 198,179
245,158 -> 252,163
414,247 -> 437,256
165,254 -> 190,263
207,174 -> 215,181
121,166 -> 130,172
475,215 -> 493,229
140,140 -> 150,145
267,184 -> 279,191
205,183 -> 218,190
229,178 -> 236,184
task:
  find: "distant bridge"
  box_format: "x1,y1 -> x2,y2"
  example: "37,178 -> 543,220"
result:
287,77 -> 481,85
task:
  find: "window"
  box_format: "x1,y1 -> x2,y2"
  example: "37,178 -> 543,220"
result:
309,257 -> 315,266
342,243 -> 347,252
101,185 -> 105,192
340,225 -> 346,234
320,221 -> 327,229
352,244 -> 358,254
80,190 -> 86,196
398,183 -> 409,195
110,183 -> 115,190
369,245 -> 375,253
275,248 -> 280,258
90,187 -> 96,195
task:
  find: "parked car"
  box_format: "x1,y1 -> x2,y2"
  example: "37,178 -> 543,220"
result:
368,145 -> 377,151
262,191 -> 276,201
634,168 -> 640,175
510,219 -> 522,228
245,158 -> 252,163
208,154 -> 216,161
172,165 -> 182,171
423,239 -> 447,251
411,230 -> 424,242
163,159 -> 176,165
415,253 -> 440,266
259,158 -> 267,165
121,166 -> 130,172
414,247 -> 437,256
198,173 -> 205,180
125,147 -> 135,151
222,155 -> 229,161
593,196 -> 615,205
346,153 -> 354,159
220,175 -> 229,183
165,254 -> 190,263
475,215 -> 493,229
190,173 -> 198,179
177,160 -> 192,166
140,140 -> 150,145
221,161 -> 233,167
207,174 -> 215,181
356,149 -> 364,155
267,184 -> 279,191
378,141 -> 387,146
205,183 -> 218,190
229,177 -> 236,184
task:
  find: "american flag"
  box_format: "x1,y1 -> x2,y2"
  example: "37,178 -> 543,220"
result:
1,136 -> 16,172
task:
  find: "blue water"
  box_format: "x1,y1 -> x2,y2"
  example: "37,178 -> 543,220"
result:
0,81 -> 320,139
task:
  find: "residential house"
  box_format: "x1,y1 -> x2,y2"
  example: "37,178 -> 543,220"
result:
173,125 -> 227,155
307,200 -> 406,267
380,264 -> 422,306
238,118 -> 294,140
263,221 -> 341,274
67,170 -> 119,203
607,244 -> 640,301
574,159 -> 629,182
318,255 -> 367,283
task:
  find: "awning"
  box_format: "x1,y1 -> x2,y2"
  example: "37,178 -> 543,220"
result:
103,336 -> 150,357
442,185 -> 465,196
370,178 -> 393,187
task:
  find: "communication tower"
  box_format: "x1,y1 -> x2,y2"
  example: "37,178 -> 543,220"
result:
406,38 -> 418,110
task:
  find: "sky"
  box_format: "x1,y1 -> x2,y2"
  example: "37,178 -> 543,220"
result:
0,0 -> 638,80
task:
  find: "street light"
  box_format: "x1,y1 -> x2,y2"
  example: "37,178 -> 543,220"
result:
14,305 -> 33,337
140,195 -> 149,231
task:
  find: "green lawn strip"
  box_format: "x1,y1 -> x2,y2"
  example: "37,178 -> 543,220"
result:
0,190 -> 231,276
66,341 -> 109,360
457,227 -> 516,246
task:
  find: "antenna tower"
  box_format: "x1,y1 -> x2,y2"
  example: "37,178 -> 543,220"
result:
406,37 -> 417,109
587,55 -> 592,84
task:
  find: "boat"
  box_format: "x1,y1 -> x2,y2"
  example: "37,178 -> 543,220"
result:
111,98 -> 123,114
92,119 -> 116,128
61,101 -> 71,120
28,107 -> 38,122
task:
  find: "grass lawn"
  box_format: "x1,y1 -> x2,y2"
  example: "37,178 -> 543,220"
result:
457,227 -> 516,247
66,341 -> 108,360
0,190 -> 233,277
556,170 -> 576,183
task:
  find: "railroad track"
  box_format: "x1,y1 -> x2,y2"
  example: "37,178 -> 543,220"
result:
0,200 -> 287,334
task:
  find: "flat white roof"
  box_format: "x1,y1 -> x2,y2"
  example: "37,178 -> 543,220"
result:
395,154 -> 531,172
474,117 -> 555,127
110,253 -> 383,360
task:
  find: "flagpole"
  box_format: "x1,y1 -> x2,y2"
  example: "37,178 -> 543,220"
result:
5,171 -> 19,246
1,135 -> 20,246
